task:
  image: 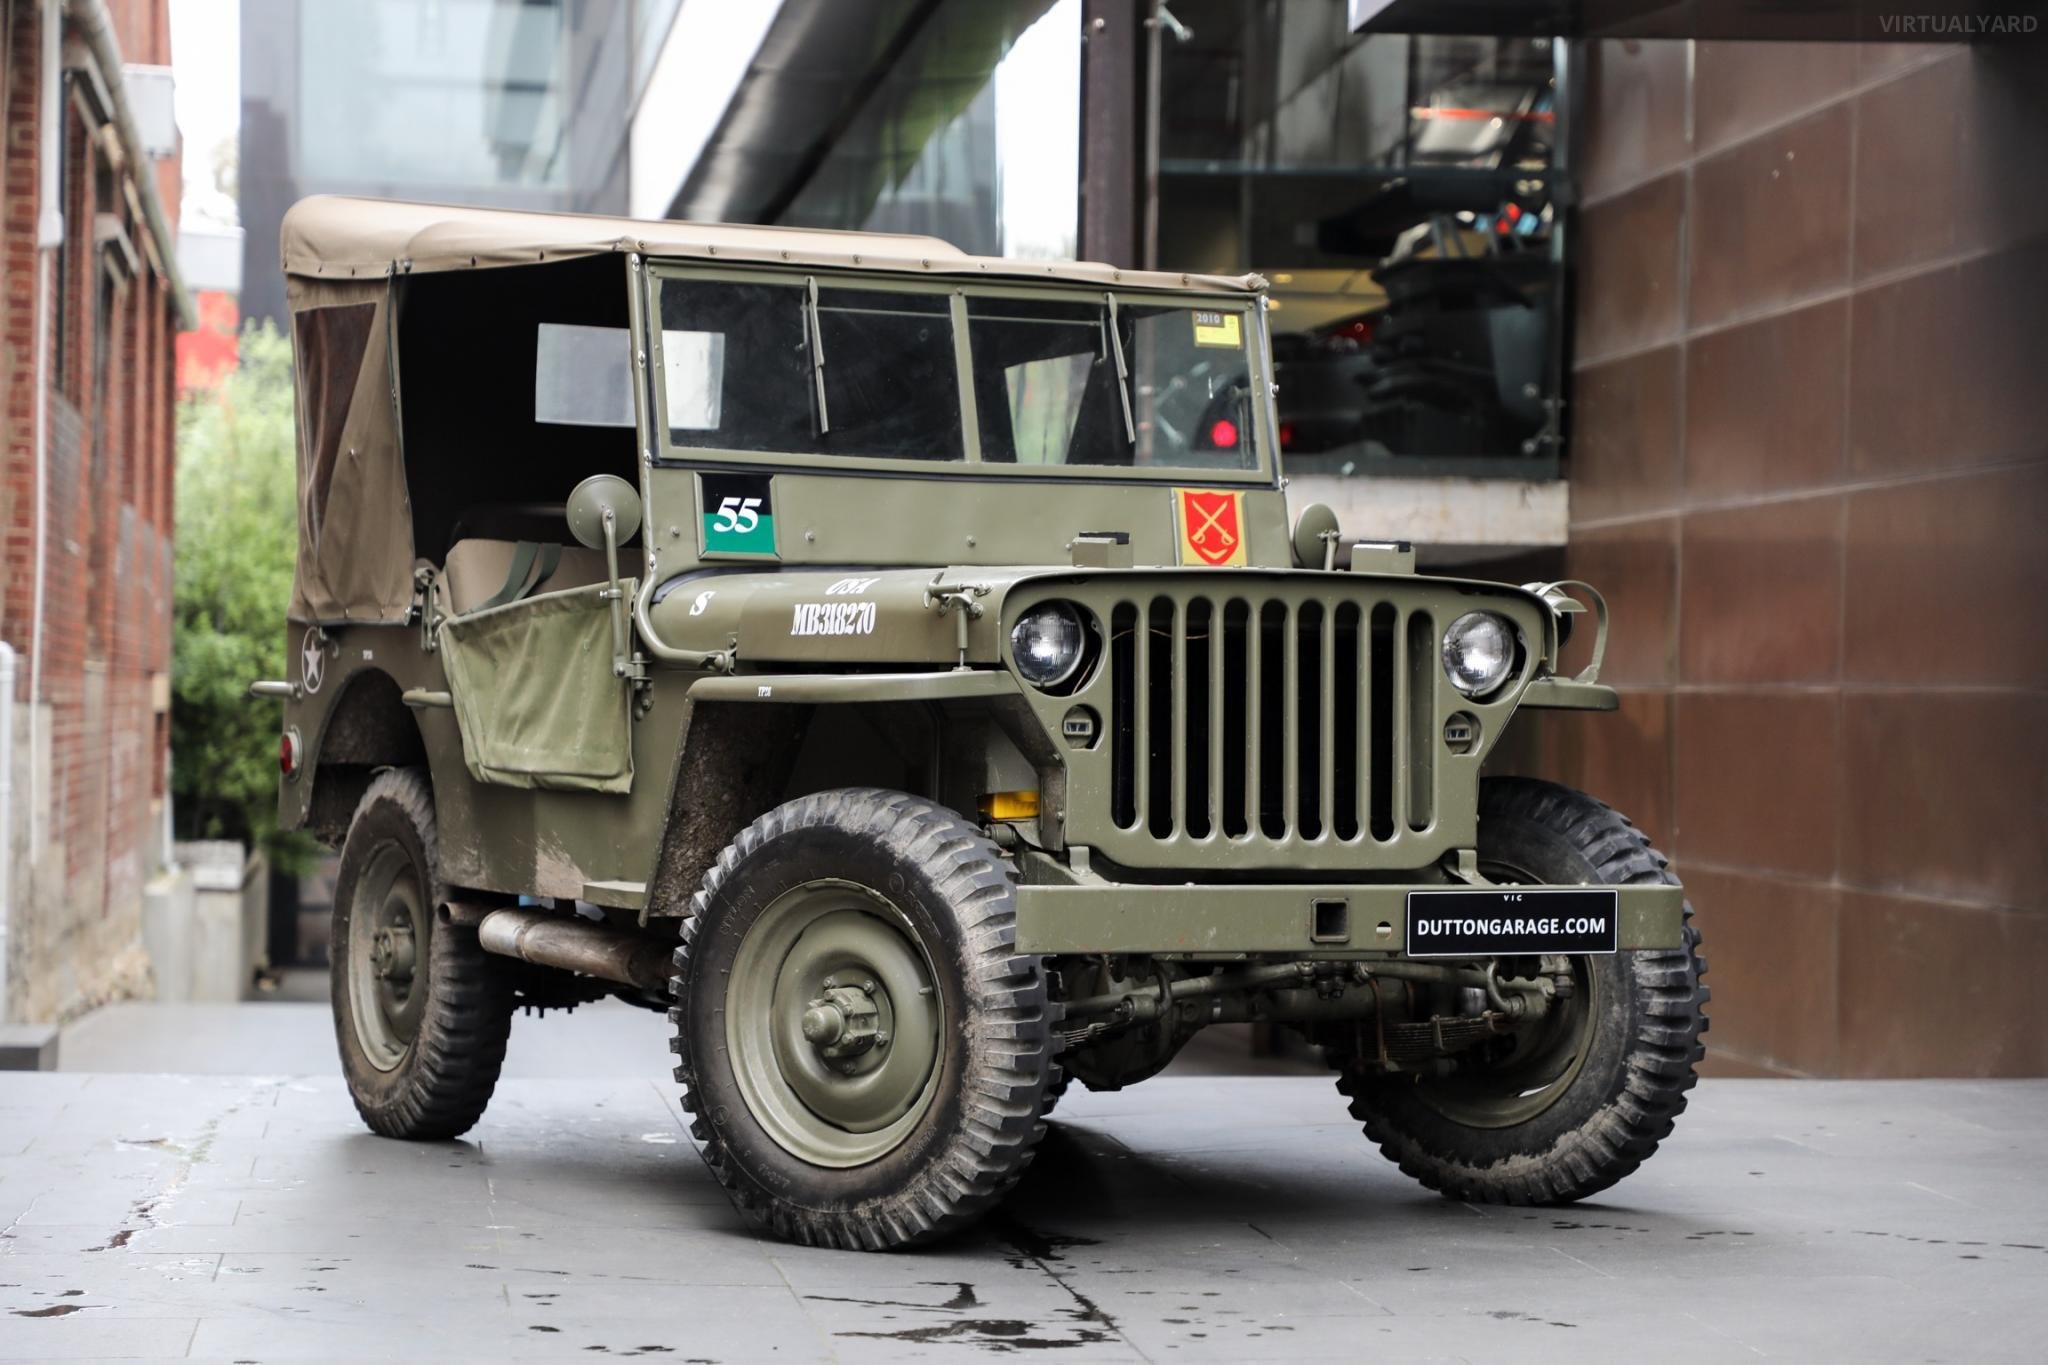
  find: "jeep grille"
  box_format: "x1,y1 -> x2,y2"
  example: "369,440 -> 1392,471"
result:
1019,577 -> 1536,873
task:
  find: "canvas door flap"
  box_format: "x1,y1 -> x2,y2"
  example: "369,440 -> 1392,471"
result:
289,284 -> 413,623
437,583 -> 635,793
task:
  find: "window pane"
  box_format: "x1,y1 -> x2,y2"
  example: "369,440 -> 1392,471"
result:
534,323 -> 634,427
658,278 -> 963,461
1129,305 -> 1258,471
661,331 -> 725,429
535,322 -> 723,429
966,296 -> 1256,471
816,289 -> 961,461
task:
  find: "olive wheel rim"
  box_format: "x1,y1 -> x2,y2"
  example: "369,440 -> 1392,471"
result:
346,842 -> 431,1073
1404,858 -> 1598,1130
724,878 -> 943,1169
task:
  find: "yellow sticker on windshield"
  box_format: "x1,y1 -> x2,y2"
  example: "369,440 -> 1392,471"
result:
1191,311 -> 1242,348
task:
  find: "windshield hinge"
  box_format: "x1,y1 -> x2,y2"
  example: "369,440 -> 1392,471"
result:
805,275 -> 830,434
1103,291 -> 1136,444
924,578 -> 991,671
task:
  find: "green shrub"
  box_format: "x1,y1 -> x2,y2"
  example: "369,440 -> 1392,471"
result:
171,321 -> 319,874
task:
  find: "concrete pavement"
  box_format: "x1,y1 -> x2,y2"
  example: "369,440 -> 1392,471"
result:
2,1003 -> 2044,1361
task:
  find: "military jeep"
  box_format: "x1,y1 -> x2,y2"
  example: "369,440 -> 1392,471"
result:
254,197 -> 1706,1250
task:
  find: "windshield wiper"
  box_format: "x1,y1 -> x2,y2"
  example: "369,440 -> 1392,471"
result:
806,276 -> 831,434
1103,292 -> 1136,444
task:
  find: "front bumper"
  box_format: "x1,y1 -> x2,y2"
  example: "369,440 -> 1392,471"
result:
1014,880 -> 1687,956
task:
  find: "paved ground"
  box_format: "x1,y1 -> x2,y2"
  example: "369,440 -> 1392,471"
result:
4,1005 -> 2044,1361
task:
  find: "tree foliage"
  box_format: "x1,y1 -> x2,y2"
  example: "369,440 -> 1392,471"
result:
171,322 -> 316,871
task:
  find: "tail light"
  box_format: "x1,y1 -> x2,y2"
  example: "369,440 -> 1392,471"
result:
280,728 -> 302,779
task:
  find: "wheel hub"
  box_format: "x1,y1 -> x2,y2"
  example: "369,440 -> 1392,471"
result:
370,923 -> 417,983
346,847 -> 430,1073
801,981 -> 884,1061
725,882 -> 943,1167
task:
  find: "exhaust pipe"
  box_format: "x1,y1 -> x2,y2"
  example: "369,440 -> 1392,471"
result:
475,907 -> 673,993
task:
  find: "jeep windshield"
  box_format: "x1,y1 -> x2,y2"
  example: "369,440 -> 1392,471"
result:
646,269 -> 1269,480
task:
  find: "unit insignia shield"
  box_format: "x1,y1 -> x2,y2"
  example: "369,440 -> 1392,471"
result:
1176,488 -> 1248,567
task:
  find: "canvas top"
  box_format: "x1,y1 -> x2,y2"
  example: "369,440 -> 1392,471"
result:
279,195 -> 1265,296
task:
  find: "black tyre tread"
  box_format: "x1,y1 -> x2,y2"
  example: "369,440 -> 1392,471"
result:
1336,777 -> 1708,1205
670,788 -> 1056,1249
336,769 -> 512,1141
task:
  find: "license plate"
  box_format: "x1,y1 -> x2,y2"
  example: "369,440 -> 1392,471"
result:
1405,889 -> 1619,958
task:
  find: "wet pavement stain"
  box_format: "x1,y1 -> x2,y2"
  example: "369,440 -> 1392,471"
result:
989,1215 -> 1102,1269
826,1222 -> 1120,1351
87,1105 -> 246,1254
807,1282 -> 981,1313
13,1304 -> 96,1317
1487,1309 -> 1578,1328
839,1316 -> 1112,1351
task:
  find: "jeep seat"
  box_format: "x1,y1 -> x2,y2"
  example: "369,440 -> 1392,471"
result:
441,538 -> 610,615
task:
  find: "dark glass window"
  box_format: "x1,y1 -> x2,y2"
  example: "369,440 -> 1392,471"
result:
965,296 -> 1256,472
657,278 -> 964,462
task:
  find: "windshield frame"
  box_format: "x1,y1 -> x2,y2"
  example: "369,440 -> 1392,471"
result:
638,261 -> 1278,486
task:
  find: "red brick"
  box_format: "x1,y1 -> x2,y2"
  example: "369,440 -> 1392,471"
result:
2,0 -> 182,1022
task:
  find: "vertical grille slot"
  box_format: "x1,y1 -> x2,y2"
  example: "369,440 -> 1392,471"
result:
1145,597 -> 1175,837
1407,609 -> 1436,831
1332,602 -> 1362,841
1109,601 -> 1137,829
1220,599 -> 1250,838
1256,601 -> 1287,837
1182,598 -> 1213,839
1367,603 -> 1397,841
1295,601 -> 1324,839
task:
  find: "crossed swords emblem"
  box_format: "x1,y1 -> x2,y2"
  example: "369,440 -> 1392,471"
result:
1189,498 -> 1237,549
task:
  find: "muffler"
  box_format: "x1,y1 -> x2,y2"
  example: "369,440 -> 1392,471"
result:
475,907 -> 673,992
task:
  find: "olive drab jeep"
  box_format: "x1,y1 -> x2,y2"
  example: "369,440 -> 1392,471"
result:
253,196 -> 1706,1250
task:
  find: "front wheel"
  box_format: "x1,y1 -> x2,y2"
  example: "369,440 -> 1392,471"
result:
672,789 -> 1057,1249
1334,777 -> 1708,1204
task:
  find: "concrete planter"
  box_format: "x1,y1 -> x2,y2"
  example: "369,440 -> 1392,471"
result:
149,842 -> 269,1003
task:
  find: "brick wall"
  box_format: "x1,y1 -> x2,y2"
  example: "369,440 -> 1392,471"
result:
0,0 -> 181,1022
1518,40 -> 2048,1077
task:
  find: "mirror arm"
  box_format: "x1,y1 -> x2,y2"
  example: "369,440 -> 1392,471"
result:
601,510 -> 632,679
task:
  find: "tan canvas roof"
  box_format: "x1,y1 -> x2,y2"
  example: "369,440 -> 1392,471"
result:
281,196 -> 1266,295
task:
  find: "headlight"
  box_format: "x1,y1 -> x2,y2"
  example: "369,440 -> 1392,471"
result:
1010,602 -> 1085,688
1441,611 -> 1515,696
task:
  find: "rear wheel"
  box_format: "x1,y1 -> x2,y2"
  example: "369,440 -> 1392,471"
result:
1334,778 -> 1707,1204
673,789 -> 1056,1249
330,769 -> 512,1140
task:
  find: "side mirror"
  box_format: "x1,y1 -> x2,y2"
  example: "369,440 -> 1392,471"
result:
566,474 -> 642,551
566,474 -> 643,681
1292,503 -> 1341,570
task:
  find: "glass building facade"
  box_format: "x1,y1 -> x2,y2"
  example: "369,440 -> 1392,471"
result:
240,0 -> 632,326
1152,1 -> 1564,474
777,0 -> 1082,261
680,0 -> 1565,472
